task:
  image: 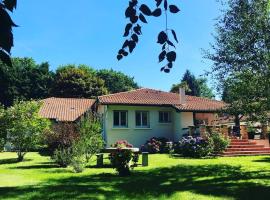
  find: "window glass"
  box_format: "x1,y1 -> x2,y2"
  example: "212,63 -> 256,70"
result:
113,111 -> 119,126
136,111 -> 149,128
159,111 -> 171,123
113,111 -> 127,127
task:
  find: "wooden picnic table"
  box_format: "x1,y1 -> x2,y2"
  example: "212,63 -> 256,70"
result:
97,148 -> 148,167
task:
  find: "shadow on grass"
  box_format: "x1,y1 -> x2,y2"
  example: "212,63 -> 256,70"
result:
0,158 -> 32,165
1,164 -> 270,200
253,156 -> 270,163
9,164 -> 59,170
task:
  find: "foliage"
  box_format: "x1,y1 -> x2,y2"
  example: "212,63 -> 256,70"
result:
118,0 -> 180,73
52,64 -> 108,98
174,136 -> 213,158
0,104 -> 7,151
210,133 -> 229,155
0,57 -> 54,107
141,137 -> 171,154
170,70 -> 215,98
5,101 -> 51,161
109,140 -> 137,176
0,0 -> 17,67
43,123 -> 79,155
96,69 -> 139,94
52,147 -> 73,168
207,0 -> 270,122
77,116 -> 104,163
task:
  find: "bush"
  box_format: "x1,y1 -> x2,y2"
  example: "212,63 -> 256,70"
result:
52,147 -> 73,168
141,137 -> 171,154
211,133 -> 229,155
43,123 -> 79,155
174,136 -> 213,158
109,140 -> 138,176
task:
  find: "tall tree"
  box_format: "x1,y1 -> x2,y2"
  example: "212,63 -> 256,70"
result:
96,69 -> 139,94
170,71 -> 214,99
0,57 -> 54,106
207,0 -> 270,124
6,100 -> 51,161
52,65 -> 108,98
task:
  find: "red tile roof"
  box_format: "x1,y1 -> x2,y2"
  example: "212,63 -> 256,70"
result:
39,98 -> 95,122
98,88 -> 226,112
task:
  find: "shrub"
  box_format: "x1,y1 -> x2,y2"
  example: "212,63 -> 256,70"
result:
71,159 -> 84,173
211,133 -> 229,155
141,137 -> 170,154
109,140 -> 137,176
43,123 -> 79,155
52,147 -> 73,168
174,136 -> 213,158
78,117 -> 104,163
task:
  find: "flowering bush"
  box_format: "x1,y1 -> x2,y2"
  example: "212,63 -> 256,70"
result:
141,137 -> 171,154
174,136 -> 213,158
211,132 -> 229,155
109,140 -> 138,176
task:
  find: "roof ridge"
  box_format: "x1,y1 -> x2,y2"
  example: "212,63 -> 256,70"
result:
98,88 -> 147,98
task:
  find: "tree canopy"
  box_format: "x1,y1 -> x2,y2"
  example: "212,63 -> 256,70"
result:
207,0 -> 270,123
96,69 -> 139,94
170,70 -> 215,99
0,57 -> 54,106
52,65 -> 108,99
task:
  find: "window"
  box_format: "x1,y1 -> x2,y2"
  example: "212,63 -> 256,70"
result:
135,111 -> 150,128
113,111 -> 128,127
159,111 -> 171,123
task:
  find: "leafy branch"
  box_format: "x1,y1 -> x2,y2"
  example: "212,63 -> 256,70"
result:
0,0 -> 17,67
117,0 -> 180,73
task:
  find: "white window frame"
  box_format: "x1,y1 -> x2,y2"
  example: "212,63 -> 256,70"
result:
159,111 -> 172,123
135,111 -> 150,128
113,110 -> 128,128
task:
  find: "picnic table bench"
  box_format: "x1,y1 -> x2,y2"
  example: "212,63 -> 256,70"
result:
96,148 -> 149,167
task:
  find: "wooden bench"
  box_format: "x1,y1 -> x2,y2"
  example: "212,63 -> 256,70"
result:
96,148 -> 149,167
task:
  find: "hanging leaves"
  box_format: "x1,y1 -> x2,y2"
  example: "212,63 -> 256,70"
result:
152,8 -> 162,17
139,4 -> 152,16
118,0 -> 180,73
139,13 -> 147,23
157,31 -> 168,44
169,5 -> 180,13
0,2 -> 17,66
171,29 -> 178,43
155,0 -> 163,7
3,0 -> 17,12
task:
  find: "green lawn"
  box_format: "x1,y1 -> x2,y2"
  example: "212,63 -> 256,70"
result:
0,153 -> 270,200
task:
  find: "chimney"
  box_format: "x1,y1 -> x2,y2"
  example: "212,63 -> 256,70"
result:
179,87 -> 186,104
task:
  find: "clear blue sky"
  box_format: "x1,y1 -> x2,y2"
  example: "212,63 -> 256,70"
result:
12,0 -> 222,92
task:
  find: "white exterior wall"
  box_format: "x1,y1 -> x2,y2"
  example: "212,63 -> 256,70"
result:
98,104 -> 196,147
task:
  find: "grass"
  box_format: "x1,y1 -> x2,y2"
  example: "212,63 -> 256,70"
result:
0,153 -> 270,200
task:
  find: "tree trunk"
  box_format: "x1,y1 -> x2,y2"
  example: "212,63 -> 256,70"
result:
17,151 -> 24,162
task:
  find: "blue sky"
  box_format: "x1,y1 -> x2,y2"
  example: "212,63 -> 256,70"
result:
11,0 -> 222,92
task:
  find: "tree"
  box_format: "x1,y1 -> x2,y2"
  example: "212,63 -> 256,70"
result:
6,101 -> 51,161
52,65 -> 108,98
96,69 -> 139,94
0,104 -> 7,151
196,78 -> 215,99
0,57 -> 54,106
170,70 -> 214,98
207,0 -> 270,123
